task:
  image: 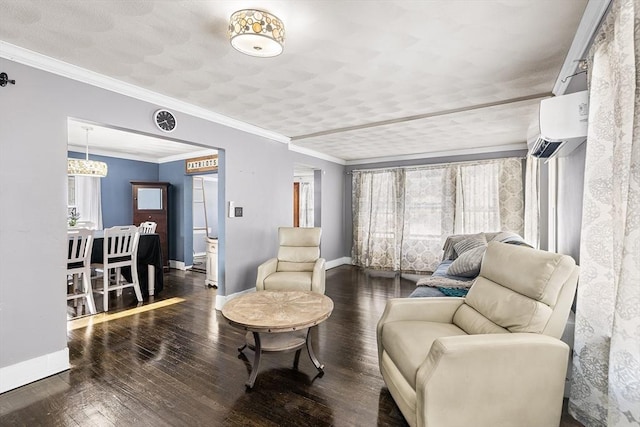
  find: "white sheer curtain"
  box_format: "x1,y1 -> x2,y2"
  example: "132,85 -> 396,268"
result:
75,176 -> 103,229
455,162 -> 501,233
352,169 -> 404,270
352,157 -> 523,273
402,167 -> 456,271
570,1 -> 640,425
454,159 -> 524,236
299,182 -> 314,227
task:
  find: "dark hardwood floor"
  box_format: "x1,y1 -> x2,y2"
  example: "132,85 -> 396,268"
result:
1,266 -> 582,426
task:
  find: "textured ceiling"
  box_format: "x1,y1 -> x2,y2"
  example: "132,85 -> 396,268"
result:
0,0 -> 588,162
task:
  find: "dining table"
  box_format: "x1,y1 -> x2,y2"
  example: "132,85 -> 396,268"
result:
91,231 -> 164,296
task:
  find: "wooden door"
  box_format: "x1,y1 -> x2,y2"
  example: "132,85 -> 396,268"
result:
131,181 -> 170,270
293,182 -> 300,227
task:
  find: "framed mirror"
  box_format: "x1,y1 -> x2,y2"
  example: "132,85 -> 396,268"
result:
137,188 -> 163,210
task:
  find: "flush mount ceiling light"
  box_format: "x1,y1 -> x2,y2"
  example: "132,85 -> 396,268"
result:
67,126 -> 108,177
228,9 -> 285,57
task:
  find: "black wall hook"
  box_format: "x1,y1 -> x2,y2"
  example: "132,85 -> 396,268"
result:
0,72 -> 16,87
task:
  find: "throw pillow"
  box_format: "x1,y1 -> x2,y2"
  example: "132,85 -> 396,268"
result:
453,234 -> 487,257
492,231 -> 534,248
447,244 -> 487,277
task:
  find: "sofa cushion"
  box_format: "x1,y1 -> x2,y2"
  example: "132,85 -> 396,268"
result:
452,304 -> 510,335
264,271 -> 312,290
447,245 -> 487,277
453,234 -> 487,257
462,276 -> 553,333
381,320 -> 467,388
480,242 -> 576,307
490,231 -> 533,247
278,246 -> 319,265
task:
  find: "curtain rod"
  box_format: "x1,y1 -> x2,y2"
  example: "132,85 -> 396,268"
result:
347,156 -> 525,174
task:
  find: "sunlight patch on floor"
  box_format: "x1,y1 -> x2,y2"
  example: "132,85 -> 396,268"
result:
67,297 -> 186,331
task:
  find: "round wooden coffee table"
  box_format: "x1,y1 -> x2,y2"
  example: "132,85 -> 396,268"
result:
222,290 -> 334,388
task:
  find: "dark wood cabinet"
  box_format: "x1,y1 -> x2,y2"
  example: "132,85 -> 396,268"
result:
131,181 -> 170,270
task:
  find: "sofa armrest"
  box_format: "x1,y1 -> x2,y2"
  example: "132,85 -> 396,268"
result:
311,258 -> 326,294
256,258 -> 278,290
378,297 -> 465,325
377,298 -> 464,361
415,333 -> 569,427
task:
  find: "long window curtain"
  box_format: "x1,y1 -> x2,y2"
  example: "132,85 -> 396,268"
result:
352,157 -> 522,273
569,1 -> 640,425
75,176 -> 103,229
299,182 -> 314,227
402,167 -> 456,271
454,159 -> 524,236
455,162 -> 501,233
352,169 -> 404,270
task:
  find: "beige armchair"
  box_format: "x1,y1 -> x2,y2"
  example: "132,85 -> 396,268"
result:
377,242 -> 579,427
256,227 -> 326,294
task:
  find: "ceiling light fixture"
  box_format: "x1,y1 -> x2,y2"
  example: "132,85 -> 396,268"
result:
228,9 -> 285,57
67,126 -> 108,177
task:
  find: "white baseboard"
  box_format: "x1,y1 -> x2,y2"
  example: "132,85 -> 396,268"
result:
215,287 -> 255,311
326,257 -> 352,269
169,260 -> 190,271
0,348 -> 70,393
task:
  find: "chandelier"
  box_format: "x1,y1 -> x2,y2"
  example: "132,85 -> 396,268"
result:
228,9 -> 285,57
67,126 -> 108,177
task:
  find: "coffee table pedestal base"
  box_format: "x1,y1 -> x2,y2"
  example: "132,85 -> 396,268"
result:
238,328 -> 324,389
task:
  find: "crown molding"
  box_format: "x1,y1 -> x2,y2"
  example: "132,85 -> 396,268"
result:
288,143 -> 346,165
68,145 -> 216,164
0,41 -> 290,144
344,143 -> 527,166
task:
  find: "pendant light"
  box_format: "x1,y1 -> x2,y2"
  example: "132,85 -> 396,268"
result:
67,126 -> 108,177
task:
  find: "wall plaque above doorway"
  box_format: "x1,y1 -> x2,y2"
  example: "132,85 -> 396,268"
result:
186,155 -> 218,174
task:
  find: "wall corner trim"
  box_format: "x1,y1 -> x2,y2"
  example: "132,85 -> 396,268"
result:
288,143 -> 346,165
0,348 -> 70,393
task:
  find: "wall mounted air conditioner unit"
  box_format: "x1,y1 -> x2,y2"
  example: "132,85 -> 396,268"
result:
527,90 -> 589,158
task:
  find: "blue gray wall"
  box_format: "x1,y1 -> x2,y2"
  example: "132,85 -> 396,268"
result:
68,153 -> 221,267
158,160 -> 188,263
68,151 -> 158,227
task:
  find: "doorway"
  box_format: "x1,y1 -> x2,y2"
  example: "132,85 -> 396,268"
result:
66,118 -> 224,318
293,164 -> 319,227
192,174 -> 218,272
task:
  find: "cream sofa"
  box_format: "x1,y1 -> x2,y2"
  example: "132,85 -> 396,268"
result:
377,242 -> 579,427
256,227 -> 326,294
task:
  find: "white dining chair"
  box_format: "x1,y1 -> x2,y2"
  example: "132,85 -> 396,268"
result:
139,221 -> 157,234
93,225 -> 143,312
67,228 -> 97,315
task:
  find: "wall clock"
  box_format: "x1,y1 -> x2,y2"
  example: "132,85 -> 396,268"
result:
154,109 -> 177,132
